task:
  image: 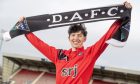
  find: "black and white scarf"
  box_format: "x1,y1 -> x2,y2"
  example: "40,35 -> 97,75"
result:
10,4 -> 132,47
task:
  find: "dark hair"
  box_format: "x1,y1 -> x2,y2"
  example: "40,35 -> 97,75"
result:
68,24 -> 87,37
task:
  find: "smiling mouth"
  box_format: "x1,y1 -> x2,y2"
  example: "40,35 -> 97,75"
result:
73,41 -> 80,44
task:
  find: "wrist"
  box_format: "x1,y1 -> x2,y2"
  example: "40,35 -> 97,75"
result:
3,32 -> 11,41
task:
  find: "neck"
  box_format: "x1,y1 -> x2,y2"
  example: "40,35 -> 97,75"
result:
72,47 -> 76,51
72,46 -> 84,51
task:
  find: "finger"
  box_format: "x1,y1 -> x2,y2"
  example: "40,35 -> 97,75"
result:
124,1 -> 128,5
127,3 -> 132,8
124,2 -> 132,9
18,16 -> 25,22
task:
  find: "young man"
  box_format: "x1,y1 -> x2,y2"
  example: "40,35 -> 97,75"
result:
25,20 -> 119,84
1,1 -> 132,84
24,2 -> 132,84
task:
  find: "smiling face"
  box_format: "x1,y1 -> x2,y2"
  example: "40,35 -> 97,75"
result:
69,31 -> 86,50
68,24 -> 87,51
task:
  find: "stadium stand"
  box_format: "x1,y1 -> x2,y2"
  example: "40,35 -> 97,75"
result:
35,73 -> 56,84
11,69 -> 42,84
2,53 -> 140,84
0,66 -> 2,84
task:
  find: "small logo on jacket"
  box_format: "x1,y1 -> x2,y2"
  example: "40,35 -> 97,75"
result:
78,52 -> 83,56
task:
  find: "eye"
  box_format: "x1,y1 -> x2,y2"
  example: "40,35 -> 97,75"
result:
70,34 -> 75,37
78,34 -> 83,37
72,34 -> 75,37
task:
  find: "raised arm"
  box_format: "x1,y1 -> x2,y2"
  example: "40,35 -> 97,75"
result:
25,33 -> 58,63
88,1 -> 132,60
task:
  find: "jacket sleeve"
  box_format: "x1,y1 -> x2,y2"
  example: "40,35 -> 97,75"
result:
88,19 -> 122,60
25,33 -> 58,63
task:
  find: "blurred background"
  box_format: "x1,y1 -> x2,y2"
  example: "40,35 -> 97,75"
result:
0,0 -> 140,84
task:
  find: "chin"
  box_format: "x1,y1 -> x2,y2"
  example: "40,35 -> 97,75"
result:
72,46 -> 78,48
72,44 -> 82,48
74,46 -> 81,48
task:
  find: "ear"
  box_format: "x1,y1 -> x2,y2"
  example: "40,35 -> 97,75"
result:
84,37 -> 87,42
68,36 -> 70,40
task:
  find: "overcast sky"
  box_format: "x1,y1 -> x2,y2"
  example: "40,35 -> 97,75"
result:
0,0 -> 140,71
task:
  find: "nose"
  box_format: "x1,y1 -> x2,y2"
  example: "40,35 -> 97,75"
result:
73,35 -> 79,40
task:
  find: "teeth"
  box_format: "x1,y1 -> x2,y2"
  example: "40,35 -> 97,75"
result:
73,41 -> 78,43
74,41 -> 78,43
